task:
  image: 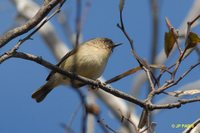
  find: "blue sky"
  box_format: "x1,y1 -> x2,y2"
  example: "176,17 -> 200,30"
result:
0,0 -> 200,133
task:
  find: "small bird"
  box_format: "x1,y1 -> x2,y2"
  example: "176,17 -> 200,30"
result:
32,38 -> 122,102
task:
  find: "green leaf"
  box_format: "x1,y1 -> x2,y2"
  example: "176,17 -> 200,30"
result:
183,32 -> 200,58
186,32 -> 200,49
164,31 -> 176,57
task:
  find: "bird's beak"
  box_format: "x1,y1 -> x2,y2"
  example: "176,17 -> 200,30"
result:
112,43 -> 123,49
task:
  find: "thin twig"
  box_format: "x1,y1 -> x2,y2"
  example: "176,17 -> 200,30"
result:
150,0 -> 160,64
181,14 -> 200,60
60,123 -> 76,133
188,14 -> 200,26
171,14 -> 200,80
97,118 -> 118,133
153,61 -> 200,95
117,1 -> 157,90
0,3 -> 64,63
66,104 -> 82,133
75,0 -> 82,47
105,66 -> 142,84
75,90 -> 87,133
119,111 -> 137,132
149,96 -> 200,110
0,0 -> 63,48
96,116 -> 109,133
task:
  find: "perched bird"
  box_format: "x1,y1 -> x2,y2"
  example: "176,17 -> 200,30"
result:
32,38 -> 122,102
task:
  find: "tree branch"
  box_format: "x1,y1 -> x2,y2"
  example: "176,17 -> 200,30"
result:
3,51 -> 146,108
150,97 -> 200,110
0,0 -> 63,48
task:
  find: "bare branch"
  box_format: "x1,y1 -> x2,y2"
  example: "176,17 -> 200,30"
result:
1,51 -> 146,108
97,118 -> 118,133
150,97 -> 200,110
105,66 -> 142,84
154,61 -> 200,94
0,0 -> 63,48
66,104 -> 82,133
132,0 -> 200,99
117,0 -> 157,92
0,3 -> 64,63
150,0 -> 160,64
75,0 -> 82,47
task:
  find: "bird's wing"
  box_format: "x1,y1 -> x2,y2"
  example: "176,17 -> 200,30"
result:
46,48 -> 77,81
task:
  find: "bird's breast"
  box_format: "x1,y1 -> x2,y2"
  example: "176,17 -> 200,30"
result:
62,46 -> 110,80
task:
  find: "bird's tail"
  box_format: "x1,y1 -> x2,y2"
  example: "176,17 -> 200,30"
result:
32,82 -> 54,103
